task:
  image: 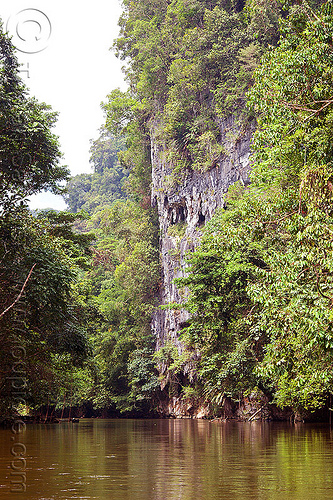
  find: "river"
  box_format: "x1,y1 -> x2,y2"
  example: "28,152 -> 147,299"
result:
1,419 -> 333,499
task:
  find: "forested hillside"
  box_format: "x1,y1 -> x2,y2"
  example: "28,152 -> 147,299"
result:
99,0 -> 333,417
2,0 -> 333,421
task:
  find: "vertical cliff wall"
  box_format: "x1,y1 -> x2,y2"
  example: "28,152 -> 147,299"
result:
151,117 -> 254,412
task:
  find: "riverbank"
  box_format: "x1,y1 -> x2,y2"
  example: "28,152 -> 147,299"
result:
1,395 -> 331,426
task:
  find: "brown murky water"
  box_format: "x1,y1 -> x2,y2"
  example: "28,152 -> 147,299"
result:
1,419 -> 333,499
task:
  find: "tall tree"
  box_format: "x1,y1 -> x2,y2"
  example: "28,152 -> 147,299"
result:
0,20 -> 68,213
0,22 -> 92,417
64,128 -> 128,214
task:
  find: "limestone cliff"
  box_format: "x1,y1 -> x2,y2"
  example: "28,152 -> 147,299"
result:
151,117 -> 254,414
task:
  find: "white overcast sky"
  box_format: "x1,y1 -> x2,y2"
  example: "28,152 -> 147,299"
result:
2,0 -> 126,209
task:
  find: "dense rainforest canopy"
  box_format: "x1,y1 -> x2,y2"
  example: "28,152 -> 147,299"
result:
1,0 -> 333,419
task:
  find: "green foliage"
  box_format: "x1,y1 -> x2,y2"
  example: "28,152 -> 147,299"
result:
105,0 -> 285,181
102,89 -> 152,201
6,0 -> 333,418
66,191 -> 161,414
154,338 -> 195,394
0,20 -> 68,212
247,0 -> 333,191
0,24 -> 92,416
167,221 -> 187,239
90,128 -> 126,175
62,99 -> 161,413
0,209 -> 92,414
98,0 -> 333,415
175,202 -> 260,401
64,128 -> 128,214
178,0 -> 333,413
87,199 -> 160,412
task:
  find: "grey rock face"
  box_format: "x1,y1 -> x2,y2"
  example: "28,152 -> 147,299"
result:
151,116 -> 254,359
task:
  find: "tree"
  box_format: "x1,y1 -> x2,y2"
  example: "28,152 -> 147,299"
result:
85,200 -> 160,413
64,128 -> 128,214
0,22 -> 92,417
0,209 -> 94,415
0,20 -> 68,213
177,0 -> 333,413
246,0 -> 333,410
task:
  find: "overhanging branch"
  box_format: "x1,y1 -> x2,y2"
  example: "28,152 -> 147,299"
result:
0,263 -> 36,320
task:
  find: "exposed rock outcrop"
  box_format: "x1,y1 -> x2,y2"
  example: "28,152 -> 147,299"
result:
150,116 -> 254,415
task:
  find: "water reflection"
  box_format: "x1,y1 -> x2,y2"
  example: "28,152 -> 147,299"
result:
1,419 -> 333,499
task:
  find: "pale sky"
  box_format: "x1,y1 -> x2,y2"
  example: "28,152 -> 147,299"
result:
2,0 -> 126,209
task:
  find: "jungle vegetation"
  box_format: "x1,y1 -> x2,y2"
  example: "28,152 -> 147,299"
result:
2,0 -> 333,419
